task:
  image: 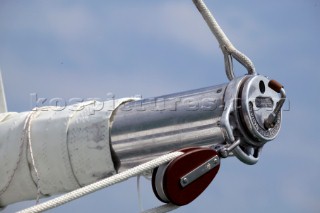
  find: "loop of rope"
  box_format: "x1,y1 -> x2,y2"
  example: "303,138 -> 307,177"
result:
193,0 -> 256,80
18,152 -> 183,213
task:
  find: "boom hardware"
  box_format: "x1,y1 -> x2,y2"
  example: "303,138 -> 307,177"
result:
0,1 -> 286,212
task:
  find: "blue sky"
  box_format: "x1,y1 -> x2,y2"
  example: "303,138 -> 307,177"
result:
0,0 -> 319,212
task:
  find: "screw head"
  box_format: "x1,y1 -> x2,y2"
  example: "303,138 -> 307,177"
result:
206,163 -> 212,170
220,149 -> 228,158
182,177 -> 188,184
213,158 -> 218,164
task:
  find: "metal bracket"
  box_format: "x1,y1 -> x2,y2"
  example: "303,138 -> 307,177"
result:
264,80 -> 286,129
220,76 -> 245,143
219,139 -> 240,158
180,155 -> 220,188
220,76 -> 261,165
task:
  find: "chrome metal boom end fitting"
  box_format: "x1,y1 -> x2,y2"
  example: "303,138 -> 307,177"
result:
110,74 -> 286,170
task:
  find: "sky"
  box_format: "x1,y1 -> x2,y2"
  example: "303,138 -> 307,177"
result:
0,0 -> 320,212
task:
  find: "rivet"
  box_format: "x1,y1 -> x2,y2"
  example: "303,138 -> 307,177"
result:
182,177 -> 188,184
206,163 -> 212,170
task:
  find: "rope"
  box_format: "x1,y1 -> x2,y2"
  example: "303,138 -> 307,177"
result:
141,203 -> 179,213
26,110 -> 41,203
18,152 -> 183,213
192,0 -> 256,80
10,2 -> 254,212
137,175 -> 144,212
136,175 -> 179,213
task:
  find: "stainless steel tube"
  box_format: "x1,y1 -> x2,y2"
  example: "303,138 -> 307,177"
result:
110,75 -> 285,170
110,84 -> 227,172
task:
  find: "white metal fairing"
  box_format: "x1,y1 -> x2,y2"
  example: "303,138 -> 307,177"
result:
0,98 -> 135,207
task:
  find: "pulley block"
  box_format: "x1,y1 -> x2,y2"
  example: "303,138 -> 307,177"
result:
152,147 -> 220,206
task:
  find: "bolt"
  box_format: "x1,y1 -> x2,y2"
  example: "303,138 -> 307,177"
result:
220,149 -> 228,158
213,158 -> 218,164
182,177 -> 188,184
206,163 -> 212,170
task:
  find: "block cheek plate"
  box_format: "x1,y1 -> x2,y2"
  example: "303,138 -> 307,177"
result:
151,147 -> 202,203
163,148 -> 220,206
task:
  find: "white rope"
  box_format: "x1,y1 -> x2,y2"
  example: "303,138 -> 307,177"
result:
0,69 -> 7,113
137,175 -> 144,212
26,110 -> 41,204
18,152 -> 183,213
141,203 -> 179,213
192,0 -> 256,80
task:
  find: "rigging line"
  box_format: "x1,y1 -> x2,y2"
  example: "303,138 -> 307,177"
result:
141,203 -> 179,213
137,174 -> 144,212
0,69 -> 7,113
27,110 -> 41,204
18,151 -> 183,213
192,0 -> 256,80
